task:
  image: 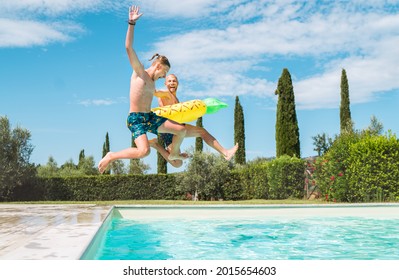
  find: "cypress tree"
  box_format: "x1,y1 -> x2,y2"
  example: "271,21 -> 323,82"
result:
275,68 -> 300,157
157,134 -> 167,174
102,132 -> 110,158
102,132 -> 110,175
340,68 -> 353,133
79,149 -> 85,160
234,96 -> 246,164
78,149 -> 85,168
195,117 -> 204,152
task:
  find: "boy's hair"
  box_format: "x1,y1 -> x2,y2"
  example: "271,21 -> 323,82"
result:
149,53 -> 170,68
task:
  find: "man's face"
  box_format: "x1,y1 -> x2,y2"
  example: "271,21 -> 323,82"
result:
165,75 -> 178,93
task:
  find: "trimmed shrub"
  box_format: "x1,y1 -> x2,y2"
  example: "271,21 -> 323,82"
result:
267,155 -> 305,199
315,132 -> 399,202
346,133 -> 399,202
220,170 -> 245,200
234,163 -> 269,199
16,174 -> 182,201
11,156 -> 312,202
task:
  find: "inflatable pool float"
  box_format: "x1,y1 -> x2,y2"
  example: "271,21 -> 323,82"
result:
151,98 -> 228,123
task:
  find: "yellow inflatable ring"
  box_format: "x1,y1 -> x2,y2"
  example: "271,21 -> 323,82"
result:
151,98 -> 228,124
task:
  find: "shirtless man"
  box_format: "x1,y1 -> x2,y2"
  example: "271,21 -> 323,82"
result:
150,74 -> 239,167
98,6 -> 188,174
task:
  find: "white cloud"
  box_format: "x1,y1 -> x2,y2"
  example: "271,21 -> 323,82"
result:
0,0 -> 126,48
78,99 -> 116,106
135,0 -> 241,18
0,0 -> 112,16
77,95 -> 127,107
295,34 -> 399,109
144,1 -> 399,109
0,18 -> 82,47
2,0 -> 398,111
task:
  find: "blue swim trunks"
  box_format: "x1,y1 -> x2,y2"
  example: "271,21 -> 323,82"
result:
160,133 -> 174,147
127,112 -> 168,140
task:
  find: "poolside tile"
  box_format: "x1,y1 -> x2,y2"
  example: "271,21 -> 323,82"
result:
0,204 -> 111,260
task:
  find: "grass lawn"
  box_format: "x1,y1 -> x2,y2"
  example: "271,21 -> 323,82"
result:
1,199 -> 331,205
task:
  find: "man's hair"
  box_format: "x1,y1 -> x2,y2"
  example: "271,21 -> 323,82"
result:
149,53 -> 170,68
166,73 -> 178,82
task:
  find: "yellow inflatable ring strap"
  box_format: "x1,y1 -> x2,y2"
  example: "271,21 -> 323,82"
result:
151,98 -> 228,124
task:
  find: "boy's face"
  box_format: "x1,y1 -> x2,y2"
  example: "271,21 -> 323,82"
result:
165,75 -> 178,93
155,63 -> 170,80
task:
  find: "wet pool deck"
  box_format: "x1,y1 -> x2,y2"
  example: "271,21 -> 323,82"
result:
0,204 -> 111,260
1,203 -> 398,260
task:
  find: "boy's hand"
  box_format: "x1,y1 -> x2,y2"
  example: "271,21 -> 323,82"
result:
129,5 -> 143,23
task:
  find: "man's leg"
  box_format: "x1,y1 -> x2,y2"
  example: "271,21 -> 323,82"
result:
184,124 -> 238,161
149,137 -> 183,168
158,120 -> 188,161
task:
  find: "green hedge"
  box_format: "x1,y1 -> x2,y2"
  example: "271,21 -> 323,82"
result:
346,134 -> 399,202
12,156 -> 307,201
13,174 -> 182,201
266,156 -> 305,199
314,132 -> 399,202
222,157 -> 305,200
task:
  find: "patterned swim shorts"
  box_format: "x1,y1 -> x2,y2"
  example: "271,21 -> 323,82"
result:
126,112 -> 168,140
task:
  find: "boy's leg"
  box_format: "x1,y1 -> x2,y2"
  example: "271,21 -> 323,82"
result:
98,134 -> 151,173
184,124 -> 238,161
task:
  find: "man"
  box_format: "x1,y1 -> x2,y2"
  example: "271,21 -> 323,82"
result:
150,74 -> 239,167
98,6 -> 188,174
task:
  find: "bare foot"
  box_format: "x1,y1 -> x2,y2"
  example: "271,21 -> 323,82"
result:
224,143 -> 239,161
98,152 -> 113,174
168,152 -> 190,161
149,139 -> 163,151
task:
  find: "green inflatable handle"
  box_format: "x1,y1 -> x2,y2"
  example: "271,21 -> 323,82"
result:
203,98 -> 228,114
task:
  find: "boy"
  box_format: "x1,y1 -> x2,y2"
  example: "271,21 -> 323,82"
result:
98,6 -> 188,173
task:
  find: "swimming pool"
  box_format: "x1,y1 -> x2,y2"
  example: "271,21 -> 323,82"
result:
80,204 -> 399,260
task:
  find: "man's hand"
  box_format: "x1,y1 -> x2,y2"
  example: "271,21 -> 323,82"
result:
129,5 -> 143,23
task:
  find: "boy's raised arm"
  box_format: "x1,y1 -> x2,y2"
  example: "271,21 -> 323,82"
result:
125,6 -> 144,76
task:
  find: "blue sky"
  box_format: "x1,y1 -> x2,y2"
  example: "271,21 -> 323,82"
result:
1,0 -> 398,174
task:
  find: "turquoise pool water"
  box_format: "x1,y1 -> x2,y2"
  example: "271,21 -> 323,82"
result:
81,206 -> 399,260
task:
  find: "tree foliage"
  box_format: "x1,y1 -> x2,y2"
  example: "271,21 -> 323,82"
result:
234,96 -> 246,165
0,116 -> 36,201
312,133 -> 333,156
102,132 -> 111,175
102,132 -> 110,157
365,115 -> 384,136
340,69 -> 353,134
37,152 -> 98,177
37,156 -> 58,177
275,68 -> 300,157
129,158 -> 150,175
179,152 -> 231,200
157,134 -> 167,174
314,114 -> 397,202
195,117 -> 204,153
